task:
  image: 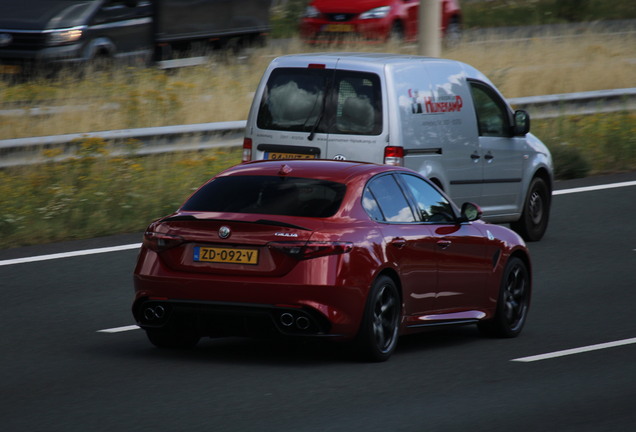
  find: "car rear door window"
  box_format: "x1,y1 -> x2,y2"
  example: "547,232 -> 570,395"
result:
363,174 -> 415,222
398,174 -> 455,223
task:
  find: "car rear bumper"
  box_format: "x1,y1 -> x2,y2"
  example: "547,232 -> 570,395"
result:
133,298 -> 341,339
133,248 -> 368,340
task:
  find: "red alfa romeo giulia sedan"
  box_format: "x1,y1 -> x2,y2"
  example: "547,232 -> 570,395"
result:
133,160 -> 531,361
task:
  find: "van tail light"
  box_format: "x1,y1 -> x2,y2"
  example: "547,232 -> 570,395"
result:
143,232 -> 185,252
384,146 -> 404,166
268,241 -> 352,260
242,138 -> 253,162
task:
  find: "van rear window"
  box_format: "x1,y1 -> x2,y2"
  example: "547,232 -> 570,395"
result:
257,68 -> 382,136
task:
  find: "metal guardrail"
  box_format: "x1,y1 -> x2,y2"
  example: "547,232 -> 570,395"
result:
1,88 -> 635,168
0,121 -> 246,168
509,87 -> 636,118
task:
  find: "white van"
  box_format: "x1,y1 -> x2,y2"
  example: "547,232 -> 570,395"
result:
242,53 -> 553,241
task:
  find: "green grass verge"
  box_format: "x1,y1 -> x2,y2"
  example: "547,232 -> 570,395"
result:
0,144 -> 242,249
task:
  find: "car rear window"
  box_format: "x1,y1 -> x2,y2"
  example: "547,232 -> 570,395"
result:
181,176 -> 346,218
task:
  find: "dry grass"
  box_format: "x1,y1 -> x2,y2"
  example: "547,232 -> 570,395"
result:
1,31 -> 634,140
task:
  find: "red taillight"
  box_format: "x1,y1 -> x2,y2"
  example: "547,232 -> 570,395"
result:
242,138 -> 253,162
308,63 -> 326,69
143,232 -> 185,252
268,241 -> 352,260
384,146 -> 404,166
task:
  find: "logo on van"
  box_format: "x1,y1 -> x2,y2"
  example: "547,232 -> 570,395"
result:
408,89 -> 463,114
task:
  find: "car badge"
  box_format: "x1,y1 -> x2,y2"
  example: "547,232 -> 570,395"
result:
334,14 -> 346,21
333,154 -> 346,160
279,164 -> 293,175
0,33 -> 12,47
218,226 -> 231,239
275,232 -> 298,237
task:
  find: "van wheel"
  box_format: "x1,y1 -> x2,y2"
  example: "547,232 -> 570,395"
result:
511,177 -> 550,242
355,275 -> 400,362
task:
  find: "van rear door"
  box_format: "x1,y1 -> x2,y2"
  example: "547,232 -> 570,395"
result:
251,62 -> 386,163
322,69 -> 385,162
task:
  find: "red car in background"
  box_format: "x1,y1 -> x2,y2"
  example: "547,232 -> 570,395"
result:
300,0 -> 462,42
133,160 -> 531,362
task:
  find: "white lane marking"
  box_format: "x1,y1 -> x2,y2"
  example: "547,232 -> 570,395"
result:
512,337 -> 636,362
0,243 -> 141,267
97,325 -> 140,333
553,180 -> 636,195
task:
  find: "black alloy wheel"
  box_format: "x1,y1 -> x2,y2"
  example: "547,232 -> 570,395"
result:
356,275 -> 401,362
478,257 -> 531,338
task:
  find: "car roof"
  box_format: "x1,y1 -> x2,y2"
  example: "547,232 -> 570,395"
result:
218,160 -> 413,183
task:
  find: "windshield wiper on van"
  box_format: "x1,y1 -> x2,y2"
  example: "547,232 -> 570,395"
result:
307,91 -> 326,141
308,67 -> 337,141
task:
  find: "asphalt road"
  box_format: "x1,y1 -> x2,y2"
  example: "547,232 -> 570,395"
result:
1,172 -> 635,432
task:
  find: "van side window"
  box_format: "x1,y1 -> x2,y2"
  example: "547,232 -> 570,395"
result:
398,174 -> 455,223
469,81 -> 511,137
364,175 -> 415,223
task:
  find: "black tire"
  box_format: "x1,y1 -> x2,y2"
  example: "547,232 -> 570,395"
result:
355,275 -> 400,362
146,328 -> 200,349
478,257 -> 530,338
444,16 -> 463,47
511,176 -> 551,242
389,21 -> 405,42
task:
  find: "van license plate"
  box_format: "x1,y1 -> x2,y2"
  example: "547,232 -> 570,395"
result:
194,247 -> 258,265
265,152 -> 316,160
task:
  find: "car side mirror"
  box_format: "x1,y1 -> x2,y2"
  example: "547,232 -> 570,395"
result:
513,110 -> 530,136
459,202 -> 482,222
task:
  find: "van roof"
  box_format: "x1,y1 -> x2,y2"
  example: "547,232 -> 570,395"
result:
270,52 -> 487,81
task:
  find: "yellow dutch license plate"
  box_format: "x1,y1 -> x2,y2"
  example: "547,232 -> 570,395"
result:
266,152 -> 316,160
324,23 -> 354,33
194,246 -> 258,265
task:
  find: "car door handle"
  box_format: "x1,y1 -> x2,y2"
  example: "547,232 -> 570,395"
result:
484,153 -> 494,161
390,238 -> 407,248
436,240 -> 452,250
470,153 -> 481,160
